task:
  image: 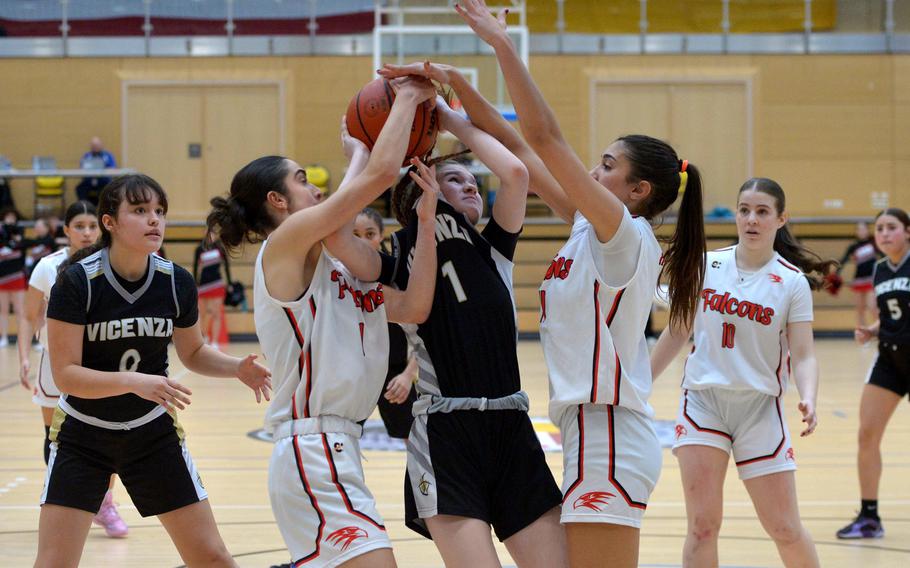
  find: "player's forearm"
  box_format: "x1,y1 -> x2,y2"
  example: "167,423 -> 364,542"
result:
53,365 -> 137,399
792,356 -> 819,406
650,323 -> 691,380
398,218 -> 437,323
181,344 -> 245,378
448,71 -> 525,152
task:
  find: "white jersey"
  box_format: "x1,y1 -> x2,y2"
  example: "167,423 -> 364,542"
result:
28,247 -> 69,350
541,210 -> 662,422
682,246 -> 814,396
254,243 -> 390,433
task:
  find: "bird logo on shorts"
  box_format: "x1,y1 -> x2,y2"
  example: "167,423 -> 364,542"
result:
326,526 -> 368,551
675,424 -> 688,440
418,473 -> 431,496
786,448 -> 795,461
333,442 -> 344,453
573,491 -> 615,511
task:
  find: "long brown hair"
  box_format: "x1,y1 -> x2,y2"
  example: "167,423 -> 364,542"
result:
618,135 -> 706,328
739,177 -> 838,289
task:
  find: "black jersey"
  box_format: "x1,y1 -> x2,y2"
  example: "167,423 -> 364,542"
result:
193,242 -> 230,288
874,252 -> 910,344
388,200 -> 521,398
47,249 -> 198,422
840,239 -> 879,280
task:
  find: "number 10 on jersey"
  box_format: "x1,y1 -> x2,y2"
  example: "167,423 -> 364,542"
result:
721,322 -> 736,349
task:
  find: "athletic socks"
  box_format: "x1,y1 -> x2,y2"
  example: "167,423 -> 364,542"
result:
860,499 -> 879,520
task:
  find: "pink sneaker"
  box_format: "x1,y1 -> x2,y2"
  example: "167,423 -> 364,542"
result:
93,490 -> 129,538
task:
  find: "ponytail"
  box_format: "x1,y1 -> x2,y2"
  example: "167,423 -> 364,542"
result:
661,163 -> 707,328
618,135 -> 707,328
207,155 -> 289,254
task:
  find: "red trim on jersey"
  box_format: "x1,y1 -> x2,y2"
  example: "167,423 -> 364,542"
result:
776,259 -> 799,273
591,282 -> 601,403
320,434 -> 386,531
358,322 -> 365,356
539,290 -> 547,323
606,288 -> 625,406
283,301 -> 318,419
607,405 -> 647,510
283,308 -> 305,420
735,397 -> 786,466
682,389 -> 733,440
292,436 -> 324,565
680,344 -> 696,388
562,405 -> 585,503
774,332 -> 784,397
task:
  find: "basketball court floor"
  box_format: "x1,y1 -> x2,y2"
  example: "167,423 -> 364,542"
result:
1,338 -> 907,567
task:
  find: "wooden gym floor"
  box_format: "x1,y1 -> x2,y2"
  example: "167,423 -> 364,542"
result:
0,338 -> 908,567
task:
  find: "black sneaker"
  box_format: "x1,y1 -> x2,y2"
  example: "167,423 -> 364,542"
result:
836,514 -> 884,539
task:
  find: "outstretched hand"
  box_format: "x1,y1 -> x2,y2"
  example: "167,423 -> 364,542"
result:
798,400 -> 817,437
389,75 -> 437,106
237,354 -> 272,403
455,0 -> 510,46
408,158 -> 440,223
855,325 -> 876,345
378,61 -> 456,86
341,115 -> 368,159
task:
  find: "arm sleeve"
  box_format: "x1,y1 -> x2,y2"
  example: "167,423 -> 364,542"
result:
46,266 -> 88,326
173,266 -> 199,328
788,276 -> 814,323
378,252 -> 398,286
389,229 -> 411,291
481,216 -> 521,262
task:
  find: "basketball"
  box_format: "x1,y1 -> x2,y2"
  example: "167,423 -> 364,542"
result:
345,78 -> 438,166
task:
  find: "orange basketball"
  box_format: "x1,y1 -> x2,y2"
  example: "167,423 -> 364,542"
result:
345,78 -> 438,166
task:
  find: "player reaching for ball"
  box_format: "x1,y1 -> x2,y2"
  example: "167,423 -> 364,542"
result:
335,68 -> 568,565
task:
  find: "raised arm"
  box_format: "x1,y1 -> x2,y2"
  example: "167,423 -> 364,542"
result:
267,76 -> 436,263
323,117 -> 386,280
456,1 -> 626,242
384,159 -> 439,324
380,61 -> 574,222
436,98 -> 528,233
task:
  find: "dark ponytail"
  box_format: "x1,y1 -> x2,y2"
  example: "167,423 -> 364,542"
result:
58,174 -> 168,279
618,135 -> 706,328
207,155 -> 290,253
391,149 -> 471,227
739,178 -> 838,290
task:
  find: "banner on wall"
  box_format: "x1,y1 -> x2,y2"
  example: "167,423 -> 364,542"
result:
0,0 -> 376,37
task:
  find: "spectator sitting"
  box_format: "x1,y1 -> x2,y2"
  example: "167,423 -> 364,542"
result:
75,136 -> 116,205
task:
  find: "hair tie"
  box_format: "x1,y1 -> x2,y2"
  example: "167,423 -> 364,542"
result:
678,159 -> 689,194
677,160 -> 689,193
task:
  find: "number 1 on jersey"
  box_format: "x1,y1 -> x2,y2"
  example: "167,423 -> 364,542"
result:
441,261 -> 467,303
721,322 -> 736,349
